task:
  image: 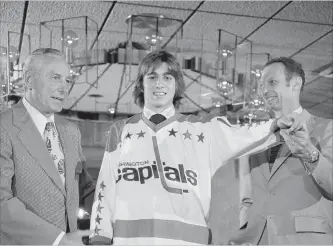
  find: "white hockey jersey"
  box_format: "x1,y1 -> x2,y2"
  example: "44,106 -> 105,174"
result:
89,113 -> 277,245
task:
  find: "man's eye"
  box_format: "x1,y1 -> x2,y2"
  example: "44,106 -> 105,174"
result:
164,76 -> 172,81
148,76 -> 156,80
52,75 -> 60,80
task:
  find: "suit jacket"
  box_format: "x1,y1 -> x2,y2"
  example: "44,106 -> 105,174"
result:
0,101 -> 95,245
230,110 -> 333,245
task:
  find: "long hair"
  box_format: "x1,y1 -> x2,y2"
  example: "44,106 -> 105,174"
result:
133,50 -> 185,108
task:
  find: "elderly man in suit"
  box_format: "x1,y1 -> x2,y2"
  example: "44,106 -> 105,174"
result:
0,48 -> 94,244
230,57 -> 333,245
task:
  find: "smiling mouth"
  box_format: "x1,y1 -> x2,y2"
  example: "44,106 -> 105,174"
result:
51,96 -> 64,101
153,92 -> 166,96
266,96 -> 277,103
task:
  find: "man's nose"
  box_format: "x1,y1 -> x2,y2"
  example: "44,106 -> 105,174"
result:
58,87 -> 66,95
155,77 -> 164,87
261,84 -> 270,95
58,81 -> 68,94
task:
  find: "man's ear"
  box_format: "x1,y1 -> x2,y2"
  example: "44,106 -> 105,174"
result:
291,76 -> 302,92
24,72 -> 33,91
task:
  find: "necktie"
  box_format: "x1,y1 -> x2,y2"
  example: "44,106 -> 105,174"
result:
268,132 -> 285,172
149,114 -> 166,124
44,121 -> 66,185
268,144 -> 282,172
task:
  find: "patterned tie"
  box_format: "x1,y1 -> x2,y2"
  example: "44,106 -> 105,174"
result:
44,120 -> 66,185
149,114 -> 166,124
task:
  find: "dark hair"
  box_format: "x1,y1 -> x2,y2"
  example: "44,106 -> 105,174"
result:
133,50 -> 185,108
265,57 -> 305,91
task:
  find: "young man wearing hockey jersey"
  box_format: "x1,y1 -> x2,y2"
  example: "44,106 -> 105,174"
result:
89,50 -> 303,245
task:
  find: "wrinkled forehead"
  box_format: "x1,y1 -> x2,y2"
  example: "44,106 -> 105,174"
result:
30,54 -> 68,70
34,55 -> 70,78
44,54 -> 68,66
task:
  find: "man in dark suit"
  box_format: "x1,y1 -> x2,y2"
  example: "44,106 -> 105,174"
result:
0,48 -> 94,244
230,57 -> 332,245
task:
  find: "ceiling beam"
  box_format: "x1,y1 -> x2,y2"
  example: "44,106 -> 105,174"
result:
68,1 -> 117,95
17,1 -> 29,65
312,62 -> 333,74
289,29 -> 333,58
89,1 -> 117,51
307,96 -> 332,109
301,76 -> 325,93
238,1 -> 293,45
113,1 -> 333,27
161,1 -> 205,49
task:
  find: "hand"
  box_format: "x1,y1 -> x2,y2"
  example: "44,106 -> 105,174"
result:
59,230 -> 92,245
280,123 -> 316,161
277,112 -> 302,134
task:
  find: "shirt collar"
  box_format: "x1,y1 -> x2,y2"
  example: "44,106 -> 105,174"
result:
143,105 -> 175,120
22,98 -> 55,136
293,106 -> 303,114
273,106 -> 303,118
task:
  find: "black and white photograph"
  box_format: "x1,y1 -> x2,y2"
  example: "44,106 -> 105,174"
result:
0,1 -> 332,245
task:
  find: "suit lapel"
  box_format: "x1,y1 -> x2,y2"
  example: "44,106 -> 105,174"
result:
268,109 -> 315,181
55,115 -> 76,198
258,151 -> 270,181
13,102 -> 66,195
268,143 -> 291,181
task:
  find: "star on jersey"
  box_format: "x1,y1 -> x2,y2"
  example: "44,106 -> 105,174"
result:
125,132 -> 132,139
100,181 -> 106,191
197,132 -> 204,142
168,128 -> 177,137
183,130 -> 192,140
137,130 -> 146,138
97,203 -> 104,213
95,214 -> 102,224
94,226 -> 101,235
98,192 -> 104,202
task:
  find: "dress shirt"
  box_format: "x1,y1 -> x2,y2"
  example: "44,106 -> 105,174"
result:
22,98 -> 55,137
294,106 -> 303,114
273,106 -> 303,118
22,98 -> 65,245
